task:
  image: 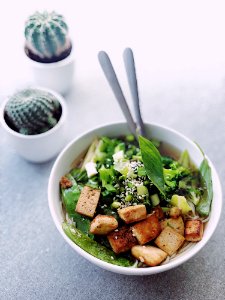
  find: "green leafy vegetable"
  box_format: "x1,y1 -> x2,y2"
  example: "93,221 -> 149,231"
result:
61,174 -> 81,216
179,150 -> 190,168
70,168 -> 88,182
69,212 -> 94,238
196,158 -> 213,217
61,174 -> 93,238
99,166 -> 116,192
63,223 -> 133,267
139,136 -> 165,194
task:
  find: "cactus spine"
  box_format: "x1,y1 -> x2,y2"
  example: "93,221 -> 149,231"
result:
4,89 -> 62,135
25,11 -> 71,62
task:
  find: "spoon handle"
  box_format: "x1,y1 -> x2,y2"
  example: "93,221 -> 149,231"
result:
123,48 -> 146,137
98,51 -> 137,138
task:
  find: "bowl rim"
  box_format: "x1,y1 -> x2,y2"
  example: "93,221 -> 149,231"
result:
0,86 -> 67,140
48,121 -> 222,275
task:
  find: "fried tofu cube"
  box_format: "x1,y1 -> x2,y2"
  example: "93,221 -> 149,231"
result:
185,220 -> 203,242
60,176 -> 73,189
155,226 -> 185,256
152,206 -> 164,220
169,207 -> 181,219
75,186 -> 100,218
107,226 -> 137,254
131,245 -> 168,267
160,216 -> 184,236
90,215 -> 118,235
132,213 -> 161,245
118,204 -> 147,224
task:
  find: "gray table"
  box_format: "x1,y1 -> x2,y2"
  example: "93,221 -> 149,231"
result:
1,81 -> 225,300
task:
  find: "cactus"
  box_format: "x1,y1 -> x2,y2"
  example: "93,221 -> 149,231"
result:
4,88 -> 62,135
24,11 -> 72,63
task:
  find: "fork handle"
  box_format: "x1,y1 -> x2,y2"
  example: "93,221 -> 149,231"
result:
123,48 -> 146,137
98,51 -> 137,138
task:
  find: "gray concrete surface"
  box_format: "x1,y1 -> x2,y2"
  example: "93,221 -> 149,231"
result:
1,81 -> 225,300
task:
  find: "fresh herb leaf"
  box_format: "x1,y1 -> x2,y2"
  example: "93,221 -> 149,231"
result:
196,158 -> 213,217
139,136 -> 165,194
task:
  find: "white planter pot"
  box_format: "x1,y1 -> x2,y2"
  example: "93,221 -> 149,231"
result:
26,49 -> 74,95
0,87 -> 68,163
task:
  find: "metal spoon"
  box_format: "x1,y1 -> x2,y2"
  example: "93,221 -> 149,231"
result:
98,51 -> 137,138
123,48 -> 146,137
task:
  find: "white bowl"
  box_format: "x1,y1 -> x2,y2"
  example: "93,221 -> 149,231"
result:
48,122 -> 222,275
0,87 -> 68,163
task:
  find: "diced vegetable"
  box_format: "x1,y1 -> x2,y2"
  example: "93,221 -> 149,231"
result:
150,194 -> 160,207
170,195 -> 192,215
137,185 -> 149,196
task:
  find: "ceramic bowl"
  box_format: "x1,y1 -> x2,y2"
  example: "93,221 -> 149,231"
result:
48,122 -> 222,275
0,87 -> 68,163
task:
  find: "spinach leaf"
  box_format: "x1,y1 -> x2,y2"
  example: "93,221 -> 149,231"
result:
61,174 -> 93,238
139,136 -> 165,195
196,158 -> 213,217
61,174 -> 81,216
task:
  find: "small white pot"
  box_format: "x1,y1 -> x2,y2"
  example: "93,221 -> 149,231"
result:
25,49 -> 74,95
0,87 -> 68,163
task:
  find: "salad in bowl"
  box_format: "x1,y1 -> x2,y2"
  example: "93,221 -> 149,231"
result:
48,122 -> 222,275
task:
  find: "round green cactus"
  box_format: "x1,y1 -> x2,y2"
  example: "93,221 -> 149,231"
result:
24,11 -> 72,63
4,88 -> 62,135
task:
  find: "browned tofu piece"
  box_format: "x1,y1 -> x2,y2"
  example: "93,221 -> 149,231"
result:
131,245 -> 168,267
185,220 -> 203,242
90,215 -> 118,235
152,206 -> 164,220
132,213 -> 161,245
75,186 -> 100,218
155,226 -> 185,256
107,226 -> 138,254
160,216 -> 184,236
60,176 -> 73,189
118,204 -> 147,224
169,207 -> 181,219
